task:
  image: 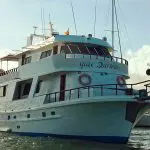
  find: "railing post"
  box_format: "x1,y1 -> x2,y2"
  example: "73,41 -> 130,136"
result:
78,88 -> 80,98
121,59 -> 123,64
69,90 -> 71,100
101,86 -> 103,96
55,92 -> 57,102
111,56 -> 113,61
49,94 -> 51,103
88,86 -> 90,97
116,84 -> 118,95
131,85 -> 133,92
146,85 -> 148,93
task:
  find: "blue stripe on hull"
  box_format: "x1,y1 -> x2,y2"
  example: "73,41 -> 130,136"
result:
14,132 -> 128,144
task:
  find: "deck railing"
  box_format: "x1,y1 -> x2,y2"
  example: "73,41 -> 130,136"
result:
40,80 -> 150,104
65,54 -> 128,65
0,67 -> 19,77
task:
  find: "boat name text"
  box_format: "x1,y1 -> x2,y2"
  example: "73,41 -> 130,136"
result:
80,61 -> 119,70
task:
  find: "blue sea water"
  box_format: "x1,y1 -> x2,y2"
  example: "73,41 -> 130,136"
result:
0,128 -> 149,150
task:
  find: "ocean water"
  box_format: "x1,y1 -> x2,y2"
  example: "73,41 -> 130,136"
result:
0,128 -> 150,150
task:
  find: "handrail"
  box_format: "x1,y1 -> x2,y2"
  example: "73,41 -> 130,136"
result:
65,54 -> 128,65
0,67 -> 19,77
35,80 -> 150,104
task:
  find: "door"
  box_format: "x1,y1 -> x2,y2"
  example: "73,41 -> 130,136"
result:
59,74 -> 66,101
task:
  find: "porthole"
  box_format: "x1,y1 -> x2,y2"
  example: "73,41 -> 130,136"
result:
42,112 -> 46,117
13,116 -> 16,119
17,125 -> 20,129
27,114 -> 30,118
8,116 -> 10,120
51,111 -> 55,116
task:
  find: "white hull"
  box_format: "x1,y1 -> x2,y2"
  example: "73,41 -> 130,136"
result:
0,98 -> 134,144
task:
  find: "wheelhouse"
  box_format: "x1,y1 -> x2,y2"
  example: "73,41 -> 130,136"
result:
60,42 -> 111,57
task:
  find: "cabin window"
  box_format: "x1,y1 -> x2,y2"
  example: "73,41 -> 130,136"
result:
42,112 -> 46,117
0,85 -> 7,97
40,50 -> 52,59
61,45 -> 72,54
96,46 -> 111,57
21,54 -> 26,65
68,44 -> 80,54
13,79 -> 33,100
24,56 -> 32,65
22,83 -> 32,96
60,43 -> 110,57
78,44 -> 89,54
35,80 -> 42,93
87,45 -> 97,55
27,114 -> 30,118
53,46 -> 58,55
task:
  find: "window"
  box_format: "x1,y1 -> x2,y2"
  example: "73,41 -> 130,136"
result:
96,46 -> 111,57
87,45 -> 97,55
22,83 -> 32,96
42,112 -> 46,117
0,85 -> 7,97
35,80 -> 42,93
61,45 -> 72,54
13,79 -> 33,100
78,44 -> 89,54
40,50 -> 52,59
53,46 -> 58,55
24,56 -> 32,65
68,44 -> 80,54
51,111 -> 55,115
8,115 -> 10,120
27,114 -> 30,118
60,42 -> 111,57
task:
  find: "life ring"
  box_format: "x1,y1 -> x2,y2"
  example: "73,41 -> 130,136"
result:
79,74 -> 92,86
116,76 -> 126,87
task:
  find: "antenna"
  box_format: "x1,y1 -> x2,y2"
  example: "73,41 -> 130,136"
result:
112,0 -> 115,56
70,1 -> 77,35
43,8 -> 46,37
48,13 -> 54,36
49,13 -> 51,23
41,8 -> 44,37
41,7 -> 46,39
93,0 -> 98,37
33,26 -> 38,35
114,1 -> 122,59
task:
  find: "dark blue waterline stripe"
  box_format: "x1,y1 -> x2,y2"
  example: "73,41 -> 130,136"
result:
13,132 -> 128,144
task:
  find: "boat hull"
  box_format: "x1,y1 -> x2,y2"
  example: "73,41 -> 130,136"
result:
0,100 -> 133,144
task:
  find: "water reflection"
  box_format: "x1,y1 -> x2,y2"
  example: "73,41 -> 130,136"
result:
0,128 -> 149,150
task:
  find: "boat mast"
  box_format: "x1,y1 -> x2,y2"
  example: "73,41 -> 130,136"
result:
112,0 -> 115,56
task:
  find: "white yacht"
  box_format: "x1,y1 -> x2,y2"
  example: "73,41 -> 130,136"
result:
0,26 -> 149,144
0,0 -> 150,143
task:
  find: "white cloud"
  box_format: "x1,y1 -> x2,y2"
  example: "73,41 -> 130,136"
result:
125,45 -> 150,84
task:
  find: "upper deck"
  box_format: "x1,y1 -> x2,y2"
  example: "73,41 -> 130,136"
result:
0,34 -> 128,82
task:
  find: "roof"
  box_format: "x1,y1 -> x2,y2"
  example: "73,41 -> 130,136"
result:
2,35 -> 113,59
53,35 -> 113,49
0,54 -> 19,61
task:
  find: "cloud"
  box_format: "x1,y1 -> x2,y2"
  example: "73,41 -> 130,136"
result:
125,45 -> 150,84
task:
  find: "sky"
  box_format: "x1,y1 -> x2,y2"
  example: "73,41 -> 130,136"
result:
0,0 -> 150,81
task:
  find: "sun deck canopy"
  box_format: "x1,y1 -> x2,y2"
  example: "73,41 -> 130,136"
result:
0,54 -> 19,62
53,35 -> 112,50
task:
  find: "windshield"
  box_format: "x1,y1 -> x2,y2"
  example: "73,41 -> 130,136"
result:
60,43 -> 111,57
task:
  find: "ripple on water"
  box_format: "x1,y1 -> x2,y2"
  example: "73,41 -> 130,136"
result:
0,128 -> 149,150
